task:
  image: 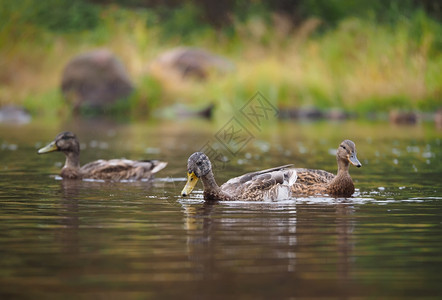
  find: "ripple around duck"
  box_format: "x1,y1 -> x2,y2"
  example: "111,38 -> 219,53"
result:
175,188 -> 439,206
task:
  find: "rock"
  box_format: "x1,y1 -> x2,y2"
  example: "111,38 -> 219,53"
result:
435,108 -> 442,130
61,49 -> 134,112
150,47 -> 233,80
0,105 -> 31,124
279,107 -> 355,121
389,110 -> 418,125
325,109 -> 353,120
279,107 -> 324,120
155,103 -> 215,120
176,103 -> 215,119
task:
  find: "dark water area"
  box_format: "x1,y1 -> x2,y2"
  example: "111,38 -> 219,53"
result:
0,118 -> 441,299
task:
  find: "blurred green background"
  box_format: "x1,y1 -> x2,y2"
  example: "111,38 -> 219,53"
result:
0,0 -> 441,120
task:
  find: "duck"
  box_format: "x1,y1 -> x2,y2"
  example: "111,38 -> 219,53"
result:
38,131 -> 167,181
291,140 -> 361,197
181,152 -> 297,201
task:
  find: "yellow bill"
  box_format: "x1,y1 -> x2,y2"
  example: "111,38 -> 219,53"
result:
181,172 -> 199,196
38,141 -> 58,154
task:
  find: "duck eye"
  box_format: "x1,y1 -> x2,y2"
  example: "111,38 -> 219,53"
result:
340,145 -> 346,150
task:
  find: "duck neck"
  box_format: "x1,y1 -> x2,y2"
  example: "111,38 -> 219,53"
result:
327,157 -> 354,197
201,171 -> 230,200
64,151 -> 81,170
336,157 -> 350,177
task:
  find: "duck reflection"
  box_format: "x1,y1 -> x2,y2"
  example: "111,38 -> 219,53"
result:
54,180 -> 82,256
182,200 -> 357,296
55,179 -> 155,255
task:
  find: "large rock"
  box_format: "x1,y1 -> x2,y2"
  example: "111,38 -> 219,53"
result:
61,49 -> 134,112
150,47 -> 233,80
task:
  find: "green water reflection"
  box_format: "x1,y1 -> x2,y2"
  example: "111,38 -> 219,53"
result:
0,119 -> 441,299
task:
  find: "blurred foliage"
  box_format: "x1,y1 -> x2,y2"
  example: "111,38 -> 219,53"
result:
145,3 -> 212,40
0,0 -> 440,119
0,0 -> 100,33
87,0 -> 441,26
2,0 -> 440,34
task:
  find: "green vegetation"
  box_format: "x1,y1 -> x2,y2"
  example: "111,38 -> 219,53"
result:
0,0 -> 441,119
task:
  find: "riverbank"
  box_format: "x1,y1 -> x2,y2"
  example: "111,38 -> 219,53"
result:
1,2 -> 441,119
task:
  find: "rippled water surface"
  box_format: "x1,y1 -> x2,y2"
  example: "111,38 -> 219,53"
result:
1,119 -> 441,299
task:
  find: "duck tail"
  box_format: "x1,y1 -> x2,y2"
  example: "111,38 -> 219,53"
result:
151,161 -> 168,174
288,170 -> 297,186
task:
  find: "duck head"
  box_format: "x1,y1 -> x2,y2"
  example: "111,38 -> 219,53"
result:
38,131 -> 80,155
181,152 -> 212,196
337,140 -> 361,168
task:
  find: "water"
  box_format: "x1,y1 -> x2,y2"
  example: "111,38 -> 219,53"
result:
0,118 -> 441,299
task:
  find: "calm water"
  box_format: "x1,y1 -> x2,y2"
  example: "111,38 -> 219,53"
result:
0,118 -> 441,299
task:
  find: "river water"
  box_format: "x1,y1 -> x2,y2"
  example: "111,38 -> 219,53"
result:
0,117 -> 441,299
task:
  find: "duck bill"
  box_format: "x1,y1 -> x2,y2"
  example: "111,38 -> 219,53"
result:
181,172 -> 199,196
38,141 -> 58,154
348,154 -> 362,168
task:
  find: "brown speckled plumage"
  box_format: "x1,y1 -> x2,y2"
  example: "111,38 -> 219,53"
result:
291,140 -> 361,198
181,152 -> 297,201
38,132 -> 167,181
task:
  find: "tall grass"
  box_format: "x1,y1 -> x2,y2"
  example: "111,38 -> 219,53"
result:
165,11 -> 441,116
0,3 -> 440,119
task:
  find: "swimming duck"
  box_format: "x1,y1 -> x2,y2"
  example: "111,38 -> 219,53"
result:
291,140 -> 361,197
38,131 -> 167,181
181,152 -> 297,201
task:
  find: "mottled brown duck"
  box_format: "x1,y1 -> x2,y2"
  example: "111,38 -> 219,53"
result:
38,131 -> 167,181
291,140 -> 361,198
181,152 -> 296,201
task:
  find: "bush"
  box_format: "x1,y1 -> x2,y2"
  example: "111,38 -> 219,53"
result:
0,0 -> 100,33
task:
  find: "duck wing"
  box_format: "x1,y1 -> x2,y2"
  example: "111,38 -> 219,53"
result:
291,168 -> 334,196
81,159 -> 167,181
295,168 -> 335,184
220,165 -> 297,200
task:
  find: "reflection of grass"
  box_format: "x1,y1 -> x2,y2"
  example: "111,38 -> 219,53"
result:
0,6 -> 441,119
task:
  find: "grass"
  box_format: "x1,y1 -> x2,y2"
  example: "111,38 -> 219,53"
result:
0,4 -> 441,120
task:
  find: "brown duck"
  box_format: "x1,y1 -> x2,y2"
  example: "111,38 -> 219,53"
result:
181,152 -> 297,201
291,140 -> 362,197
38,131 -> 167,181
